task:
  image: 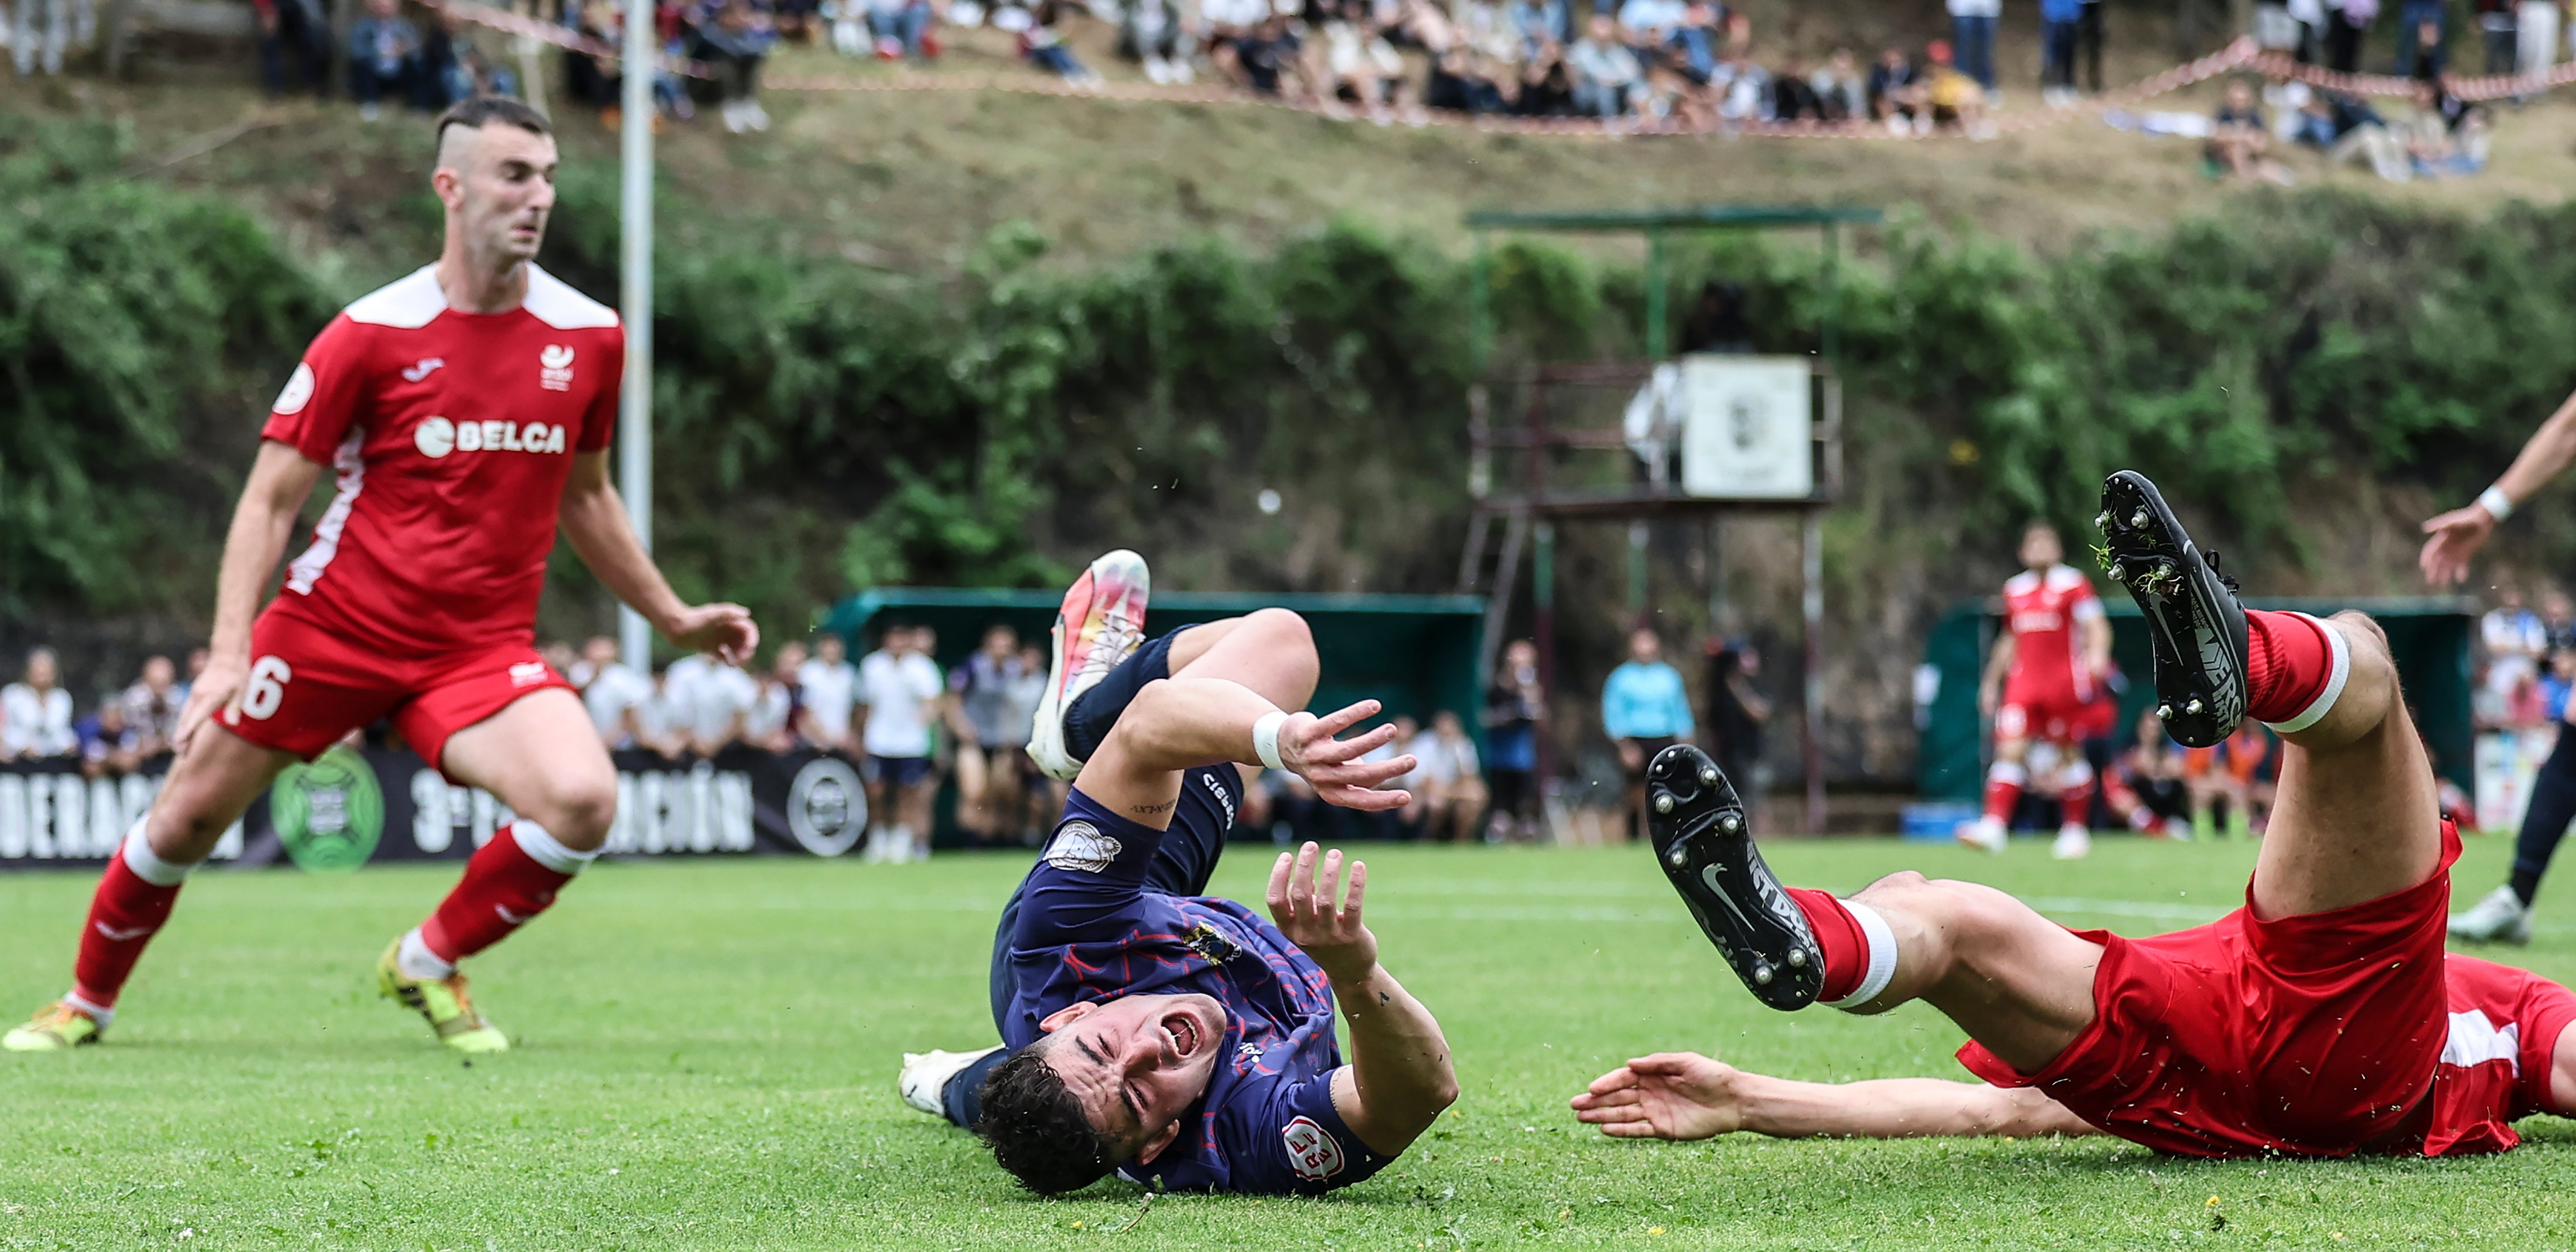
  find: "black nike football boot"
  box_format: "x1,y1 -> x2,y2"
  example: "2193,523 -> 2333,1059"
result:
1644,744 -> 1823,1012
2097,470 -> 2251,749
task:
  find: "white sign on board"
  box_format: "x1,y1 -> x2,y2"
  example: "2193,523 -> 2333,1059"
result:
1680,355 -> 1813,499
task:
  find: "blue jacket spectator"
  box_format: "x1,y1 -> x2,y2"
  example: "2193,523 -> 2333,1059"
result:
1602,632 -> 1693,742
347,0 -> 432,116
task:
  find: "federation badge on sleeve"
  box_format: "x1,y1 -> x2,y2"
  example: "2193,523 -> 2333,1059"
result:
1281,1116 -> 1345,1182
1043,821 -> 1121,874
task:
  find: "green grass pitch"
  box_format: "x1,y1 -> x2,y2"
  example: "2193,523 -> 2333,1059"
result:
6,833 -> 2576,1249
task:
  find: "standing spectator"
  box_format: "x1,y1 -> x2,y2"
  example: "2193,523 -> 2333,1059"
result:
1602,626 -> 1693,842
1567,13 -> 1640,117
565,634 -> 615,690
2395,0 -> 2444,75
2479,0 -> 2518,72
2325,0 -> 2376,72
1404,711 -> 1488,843
668,649 -> 759,756
175,647 -> 208,712
565,0 -> 626,126
424,9 -> 519,104
633,664 -> 692,759
2546,649 -> 2576,725
539,639 -> 578,687
796,632 -> 861,756
1865,44 -> 1919,125
2544,589 -> 2576,652
76,702 -> 143,780
347,0 -> 431,120
1702,639 -> 1771,828
1005,641 -> 1056,843
2039,0 -> 2081,106
2519,0 -> 2559,80
2,647 -> 75,760
1482,640 -> 1544,842
695,0 -> 776,132
253,0 -> 331,96
1119,0 -> 1189,82
2077,0 -> 2105,91
947,624 -> 1035,843
10,0 -> 89,76
1809,47 -> 1865,120
744,642 -> 806,752
118,655 -> 184,757
1944,0 -> 1997,96
2485,585 -> 2550,699
582,640 -> 656,750
857,624 -> 944,863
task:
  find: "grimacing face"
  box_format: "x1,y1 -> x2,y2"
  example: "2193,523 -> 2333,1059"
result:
1035,993 -> 1230,1166
435,122 -> 559,266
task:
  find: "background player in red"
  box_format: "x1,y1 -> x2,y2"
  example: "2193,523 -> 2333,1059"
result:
3,97 -> 756,1055
1581,473 -> 2576,1162
1958,520 -> 2112,859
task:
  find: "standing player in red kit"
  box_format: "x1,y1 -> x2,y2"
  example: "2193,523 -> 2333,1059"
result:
3,98 -> 756,1055
1958,520 -> 2113,860
1578,472 -> 2576,1162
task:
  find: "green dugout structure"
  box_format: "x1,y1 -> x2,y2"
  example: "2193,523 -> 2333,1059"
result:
818,588 -> 1490,745
1917,597 -> 2479,803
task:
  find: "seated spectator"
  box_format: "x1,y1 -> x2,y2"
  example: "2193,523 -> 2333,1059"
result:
76,702 -> 144,781
1,647 -> 75,760
565,0 -> 626,126
693,0 -> 777,132
1199,0 -> 1266,44
1512,37 -> 1575,114
425,10 -> 519,105
773,0 -> 820,41
1662,0 -> 1719,87
1773,52 -> 1828,120
1919,38 -> 1983,133
1864,44 -> 1919,127
1454,0 -> 1521,64
1321,0 -> 1408,107
1426,44 -> 1510,112
1568,13 -> 1641,118
1404,711 -> 1489,843
347,0 -> 432,120
2207,79 -> 2285,183
1020,0 -> 1094,80
253,0 -> 331,97
1217,11 -> 1306,96
1617,0 -> 1685,44
1504,0 -> 1568,58
1119,0 -> 1191,83
865,0 -> 932,61
1809,47 -> 1864,120
118,654 -> 183,758
2104,709 -> 2191,837
2407,77 -> 2492,177
1714,48 -> 1769,121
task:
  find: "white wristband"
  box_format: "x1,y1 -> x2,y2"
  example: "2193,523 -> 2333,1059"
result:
1250,710 -> 1289,771
2479,486 -> 2515,523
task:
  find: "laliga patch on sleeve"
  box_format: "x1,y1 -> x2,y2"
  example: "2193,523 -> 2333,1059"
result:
1044,821 -> 1122,874
273,363 -> 316,415
1281,1116 -> 1345,1182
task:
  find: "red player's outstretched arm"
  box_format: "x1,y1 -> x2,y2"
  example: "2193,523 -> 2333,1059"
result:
557,451 -> 757,664
174,441 -> 323,753
1571,1052 -> 2096,1142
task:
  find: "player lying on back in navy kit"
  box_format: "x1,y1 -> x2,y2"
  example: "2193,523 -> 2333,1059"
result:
895,550 -> 1460,1195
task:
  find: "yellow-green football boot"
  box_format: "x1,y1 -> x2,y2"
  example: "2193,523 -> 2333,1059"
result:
376,941 -> 509,1054
3,1001 -> 103,1052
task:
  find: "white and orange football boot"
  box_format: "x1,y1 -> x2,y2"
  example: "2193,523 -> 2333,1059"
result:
1027,550 -> 1150,780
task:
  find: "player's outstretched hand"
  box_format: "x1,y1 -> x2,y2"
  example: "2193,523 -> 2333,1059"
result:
171,653 -> 246,756
663,602 -> 760,667
1570,1052 -> 1745,1141
2420,504 -> 2497,586
1277,699 -> 1415,812
1266,842 -> 1377,982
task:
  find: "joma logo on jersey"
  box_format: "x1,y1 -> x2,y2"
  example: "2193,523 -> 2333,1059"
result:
539,344 -> 575,391
413,417 -> 570,459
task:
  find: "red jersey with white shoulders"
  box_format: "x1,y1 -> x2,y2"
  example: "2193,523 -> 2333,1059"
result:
2001,564 -> 2104,703
260,264 -> 623,657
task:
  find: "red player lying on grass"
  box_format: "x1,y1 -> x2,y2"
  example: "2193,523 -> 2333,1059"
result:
1575,471 -> 2576,1158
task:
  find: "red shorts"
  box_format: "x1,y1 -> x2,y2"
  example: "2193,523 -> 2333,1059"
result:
1959,823 -> 2462,1158
217,605 -> 574,774
1996,685 -> 2093,744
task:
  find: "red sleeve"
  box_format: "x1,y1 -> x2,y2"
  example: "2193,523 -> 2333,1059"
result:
260,315 -> 371,464
577,326 -> 626,454
2515,973 -> 2576,1117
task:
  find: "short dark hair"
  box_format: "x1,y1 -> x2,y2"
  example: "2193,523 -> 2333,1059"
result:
434,96 -> 551,147
974,1048 -> 1115,1196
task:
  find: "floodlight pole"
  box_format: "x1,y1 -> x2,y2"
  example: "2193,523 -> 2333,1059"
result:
616,1 -> 657,671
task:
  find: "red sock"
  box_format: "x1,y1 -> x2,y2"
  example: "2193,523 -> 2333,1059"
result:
1981,761 -> 2026,825
419,822 -> 584,964
72,853 -> 184,1010
2057,765 -> 2096,828
1787,887 -> 1865,1002
2246,610 -> 2341,727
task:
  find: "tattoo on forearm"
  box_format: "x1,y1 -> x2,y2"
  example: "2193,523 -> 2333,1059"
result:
1129,800 -> 1176,816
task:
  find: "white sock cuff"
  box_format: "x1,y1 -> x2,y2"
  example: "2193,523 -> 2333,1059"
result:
122,819 -> 198,888
1820,898 -> 1899,1011
1988,760 -> 2027,787
509,820 -> 597,876
2260,612 -> 2351,735
61,991 -> 114,1028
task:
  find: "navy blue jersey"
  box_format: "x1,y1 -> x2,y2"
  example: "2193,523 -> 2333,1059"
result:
998,774 -> 1393,1195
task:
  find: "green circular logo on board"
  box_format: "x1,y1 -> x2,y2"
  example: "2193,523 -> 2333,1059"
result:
270,745 -> 385,873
